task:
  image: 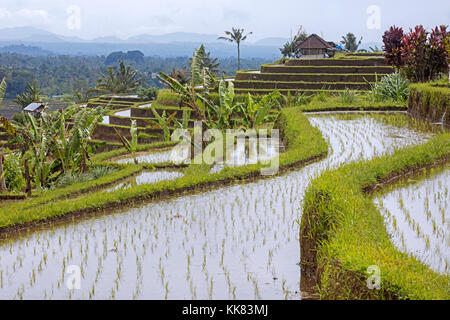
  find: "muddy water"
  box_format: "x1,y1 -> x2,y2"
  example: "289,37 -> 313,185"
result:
375,167 -> 450,274
0,114 -> 432,300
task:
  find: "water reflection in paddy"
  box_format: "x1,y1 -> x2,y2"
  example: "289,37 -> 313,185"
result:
0,114 -> 433,300
375,167 -> 449,274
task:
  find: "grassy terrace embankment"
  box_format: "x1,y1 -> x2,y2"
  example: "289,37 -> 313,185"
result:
0,107 -> 328,232
408,82 -> 450,125
300,130 -> 450,300
299,95 -> 407,112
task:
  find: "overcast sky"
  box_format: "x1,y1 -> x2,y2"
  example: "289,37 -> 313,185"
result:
0,0 -> 449,42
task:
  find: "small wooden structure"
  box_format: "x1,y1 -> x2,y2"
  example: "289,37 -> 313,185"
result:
24,103 -> 45,116
297,34 -> 336,58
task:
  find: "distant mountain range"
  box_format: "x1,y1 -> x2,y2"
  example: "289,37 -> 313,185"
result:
0,26 -> 288,45
0,27 -> 382,58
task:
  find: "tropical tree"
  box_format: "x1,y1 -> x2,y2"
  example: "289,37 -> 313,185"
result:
12,105 -> 107,188
146,108 -> 178,142
239,91 -> 281,129
63,89 -> 96,105
218,28 -> 252,70
341,33 -> 363,52
95,60 -> 144,94
188,46 -> 220,75
14,80 -> 43,108
280,26 -> 308,58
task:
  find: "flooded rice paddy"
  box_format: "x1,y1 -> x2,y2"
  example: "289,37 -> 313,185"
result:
375,167 -> 449,274
106,171 -> 184,192
114,109 -> 131,117
0,114 -> 438,299
115,149 -> 177,164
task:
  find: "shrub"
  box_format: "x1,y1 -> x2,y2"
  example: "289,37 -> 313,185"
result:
156,89 -> 182,106
313,91 -> 329,103
3,150 -> 24,192
137,87 -> 158,101
383,25 -> 449,82
382,25 -> 404,69
368,72 -> 409,102
12,112 -> 26,124
54,166 -> 117,188
340,88 -> 358,104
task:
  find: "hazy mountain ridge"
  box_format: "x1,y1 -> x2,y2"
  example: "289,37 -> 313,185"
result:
0,27 -> 382,58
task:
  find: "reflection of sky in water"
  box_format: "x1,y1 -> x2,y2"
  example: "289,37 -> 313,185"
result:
375,168 -> 450,274
116,150 -> 176,164
0,114 -> 434,300
106,171 -> 184,192
114,109 -> 131,117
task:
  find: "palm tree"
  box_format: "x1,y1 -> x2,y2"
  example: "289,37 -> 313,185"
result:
341,33 -> 363,52
95,60 -> 144,94
14,80 -> 43,108
218,28 -> 252,70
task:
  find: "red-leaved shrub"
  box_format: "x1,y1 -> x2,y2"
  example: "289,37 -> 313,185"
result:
382,26 -> 404,69
383,25 -> 449,82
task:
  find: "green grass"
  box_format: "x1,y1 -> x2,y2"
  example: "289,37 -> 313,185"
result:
301,131 -> 450,300
261,64 -> 393,70
91,140 -> 178,163
408,82 -> 450,125
298,94 -> 406,112
0,107 -> 328,229
156,89 -> 182,106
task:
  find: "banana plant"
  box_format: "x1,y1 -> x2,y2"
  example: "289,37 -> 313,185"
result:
114,120 -> 138,164
175,109 -> 192,130
207,80 -> 240,129
146,107 -> 178,142
238,91 -> 281,129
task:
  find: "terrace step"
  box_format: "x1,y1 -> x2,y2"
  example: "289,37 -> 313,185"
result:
233,80 -> 372,90
235,72 -> 383,83
285,57 -> 387,67
234,88 -> 365,96
260,65 -> 394,74
93,124 -> 165,143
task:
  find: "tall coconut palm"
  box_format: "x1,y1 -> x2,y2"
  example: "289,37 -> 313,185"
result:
95,60 -> 144,94
218,28 -> 252,70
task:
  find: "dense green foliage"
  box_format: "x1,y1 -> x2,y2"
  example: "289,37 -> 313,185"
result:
0,53 -> 270,98
367,72 -> 410,103
341,33 -> 363,52
383,25 -> 449,82
2,149 -> 24,191
0,107 -> 328,229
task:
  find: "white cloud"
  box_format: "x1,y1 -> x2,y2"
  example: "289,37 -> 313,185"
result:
17,9 -> 48,19
0,8 -> 12,18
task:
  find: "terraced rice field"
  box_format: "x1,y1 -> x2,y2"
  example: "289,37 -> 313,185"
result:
0,114 -> 437,300
375,167 -> 449,274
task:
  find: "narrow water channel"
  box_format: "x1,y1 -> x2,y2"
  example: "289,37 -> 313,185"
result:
0,114 -> 433,300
